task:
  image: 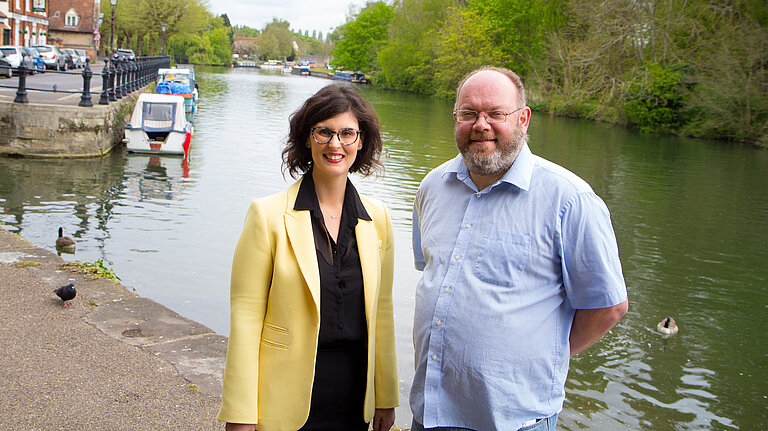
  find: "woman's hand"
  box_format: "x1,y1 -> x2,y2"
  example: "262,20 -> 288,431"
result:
372,408 -> 395,431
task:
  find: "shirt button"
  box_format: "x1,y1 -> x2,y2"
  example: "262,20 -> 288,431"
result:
436,320 -> 442,326
431,354 -> 438,361
475,193 -> 481,198
444,287 -> 451,293
465,223 -> 472,229
455,255 -> 461,261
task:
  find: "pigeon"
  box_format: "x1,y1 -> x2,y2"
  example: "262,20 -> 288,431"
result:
657,316 -> 678,336
54,283 -> 77,307
55,227 -> 75,252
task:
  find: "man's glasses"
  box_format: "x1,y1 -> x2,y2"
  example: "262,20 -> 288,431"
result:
453,106 -> 525,123
311,127 -> 362,145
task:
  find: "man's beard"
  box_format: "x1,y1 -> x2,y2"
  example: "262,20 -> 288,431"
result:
458,125 -> 526,177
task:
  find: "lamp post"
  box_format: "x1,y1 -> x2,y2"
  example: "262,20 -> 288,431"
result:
109,0 -> 117,59
160,22 -> 167,55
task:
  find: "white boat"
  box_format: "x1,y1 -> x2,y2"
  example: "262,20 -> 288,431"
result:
124,93 -> 193,156
261,60 -> 284,70
156,67 -> 199,115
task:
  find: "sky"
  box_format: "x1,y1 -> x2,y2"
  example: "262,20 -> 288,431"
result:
207,0 -> 370,36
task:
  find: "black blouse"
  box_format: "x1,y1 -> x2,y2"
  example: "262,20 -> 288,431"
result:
294,172 -> 371,347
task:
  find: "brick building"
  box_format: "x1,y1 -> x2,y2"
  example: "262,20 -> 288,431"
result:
47,0 -> 99,60
2,0 -> 50,46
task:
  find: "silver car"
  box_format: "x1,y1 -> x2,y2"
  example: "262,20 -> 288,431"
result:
31,45 -> 68,70
62,48 -> 83,68
76,49 -> 90,66
0,45 -> 36,74
0,52 -> 13,78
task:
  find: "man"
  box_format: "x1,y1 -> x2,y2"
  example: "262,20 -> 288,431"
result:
410,66 -> 628,431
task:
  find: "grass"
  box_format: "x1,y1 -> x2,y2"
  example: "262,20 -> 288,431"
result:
61,258 -> 121,283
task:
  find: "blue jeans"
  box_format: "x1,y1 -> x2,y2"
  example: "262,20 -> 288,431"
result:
411,413 -> 558,431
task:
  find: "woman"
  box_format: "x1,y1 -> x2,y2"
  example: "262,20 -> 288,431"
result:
219,85 -> 398,431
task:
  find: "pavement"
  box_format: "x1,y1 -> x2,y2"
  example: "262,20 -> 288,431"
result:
0,225 -> 226,429
0,59 -> 119,106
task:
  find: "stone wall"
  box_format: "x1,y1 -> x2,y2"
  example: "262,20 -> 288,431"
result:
0,96 -> 136,158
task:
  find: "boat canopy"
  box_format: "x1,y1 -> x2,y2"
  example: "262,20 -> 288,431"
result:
157,68 -> 194,78
156,68 -> 195,95
129,93 -> 187,133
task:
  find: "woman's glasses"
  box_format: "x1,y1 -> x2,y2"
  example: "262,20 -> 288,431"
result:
311,127 -> 361,145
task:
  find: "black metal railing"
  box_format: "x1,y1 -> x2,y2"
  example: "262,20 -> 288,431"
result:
0,55 -> 171,106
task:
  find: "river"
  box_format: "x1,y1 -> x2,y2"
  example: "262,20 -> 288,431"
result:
1,66 -> 766,429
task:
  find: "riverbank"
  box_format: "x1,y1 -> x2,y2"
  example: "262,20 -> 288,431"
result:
0,225 -> 412,430
0,225 -> 224,428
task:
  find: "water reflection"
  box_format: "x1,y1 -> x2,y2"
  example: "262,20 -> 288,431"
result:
124,155 -> 189,201
1,68 -> 767,429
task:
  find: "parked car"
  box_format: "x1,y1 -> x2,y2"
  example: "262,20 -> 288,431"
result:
0,52 -> 12,78
114,49 -> 136,60
31,45 -> 67,70
75,49 -> 90,66
0,45 -> 35,74
23,47 -> 46,73
61,48 -> 78,69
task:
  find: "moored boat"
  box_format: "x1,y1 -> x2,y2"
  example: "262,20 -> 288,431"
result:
260,59 -> 284,70
124,93 -> 193,156
155,67 -> 199,115
332,70 -> 370,84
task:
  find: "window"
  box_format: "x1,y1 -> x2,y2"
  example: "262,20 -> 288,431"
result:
65,9 -> 79,27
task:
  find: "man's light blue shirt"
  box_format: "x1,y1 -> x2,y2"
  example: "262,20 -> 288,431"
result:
410,143 -> 627,430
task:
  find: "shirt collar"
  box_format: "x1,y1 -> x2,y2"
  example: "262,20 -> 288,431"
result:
443,141 -> 534,192
294,170 -> 372,221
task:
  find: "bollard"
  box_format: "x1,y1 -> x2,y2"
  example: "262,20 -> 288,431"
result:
13,65 -> 29,103
115,58 -> 124,99
129,59 -> 137,92
126,60 -> 133,92
118,58 -> 127,97
79,58 -> 94,107
98,59 -> 110,105
108,60 -> 117,102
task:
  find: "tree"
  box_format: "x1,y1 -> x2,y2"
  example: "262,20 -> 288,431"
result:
332,1 -> 394,72
257,18 -> 295,59
431,6 -> 506,97
378,0 -> 457,93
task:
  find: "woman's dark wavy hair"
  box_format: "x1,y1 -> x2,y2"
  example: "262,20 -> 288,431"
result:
282,84 -> 383,178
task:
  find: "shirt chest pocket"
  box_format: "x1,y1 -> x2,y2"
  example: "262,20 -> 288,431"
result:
474,229 -> 532,287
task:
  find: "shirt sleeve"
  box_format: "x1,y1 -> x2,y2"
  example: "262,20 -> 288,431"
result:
412,189 -> 426,271
559,192 -> 627,309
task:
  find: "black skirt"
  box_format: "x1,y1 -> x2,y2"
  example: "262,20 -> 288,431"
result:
299,341 -> 368,431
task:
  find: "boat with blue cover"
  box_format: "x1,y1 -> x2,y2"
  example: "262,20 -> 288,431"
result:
332,70 -> 370,84
155,67 -> 199,114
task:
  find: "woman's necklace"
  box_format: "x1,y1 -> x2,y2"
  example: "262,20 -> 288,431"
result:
319,203 -> 341,220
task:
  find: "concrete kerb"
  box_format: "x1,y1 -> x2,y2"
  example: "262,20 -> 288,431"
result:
0,225 -> 227,400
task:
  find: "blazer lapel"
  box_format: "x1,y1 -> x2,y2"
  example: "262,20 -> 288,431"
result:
355,217 -> 379,320
284,179 -> 321,310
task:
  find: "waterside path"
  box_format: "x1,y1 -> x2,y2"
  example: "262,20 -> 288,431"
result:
0,225 -> 224,429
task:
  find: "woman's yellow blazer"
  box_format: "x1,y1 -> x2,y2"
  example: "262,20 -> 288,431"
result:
218,178 -> 399,430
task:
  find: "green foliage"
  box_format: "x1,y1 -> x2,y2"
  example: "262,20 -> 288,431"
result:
100,0 -> 229,60
257,19 -> 295,60
623,63 -> 688,133
234,25 -> 260,38
64,259 -> 121,283
378,0 -> 456,94
467,0 -> 563,75
430,6 -> 505,97
332,1 -> 394,72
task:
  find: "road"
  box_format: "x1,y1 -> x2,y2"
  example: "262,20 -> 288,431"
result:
0,62 -> 112,106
